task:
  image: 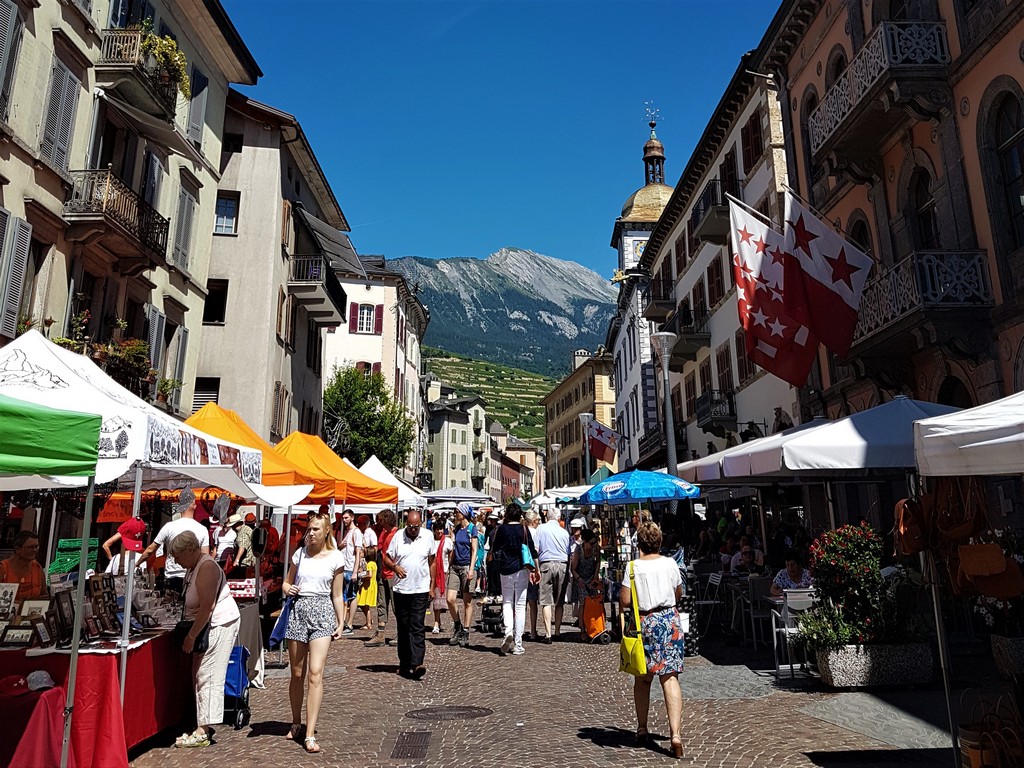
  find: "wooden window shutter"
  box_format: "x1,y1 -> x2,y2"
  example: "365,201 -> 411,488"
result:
171,326 -> 188,412
276,287 -> 285,340
285,387 -> 292,434
0,216 -> 31,338
373,304 -> 383,335
348,302 -> 358,333
146,304 -> 166,371
281,199 -> 291,250
41,57 -> 79,169
371,362 -> 381,375
187,67 -> 208,147
740,122 -> 752,175
0,0 -> 21,120
142,151 -> 162,207
172,187 -> 195,268
355,361 -> 365,373
272,381 -> 282,435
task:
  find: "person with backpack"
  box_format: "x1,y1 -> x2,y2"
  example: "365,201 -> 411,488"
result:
446,503 -> 479,647
489,502 -> 539,656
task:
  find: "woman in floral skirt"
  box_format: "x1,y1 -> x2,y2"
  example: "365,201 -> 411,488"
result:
620,521 -> 685,759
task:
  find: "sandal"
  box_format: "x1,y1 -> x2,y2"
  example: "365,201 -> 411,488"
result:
635,727 -> 650,746
175,731 -> 210,748
286,724 -> 302,741
304,735 -> 321,753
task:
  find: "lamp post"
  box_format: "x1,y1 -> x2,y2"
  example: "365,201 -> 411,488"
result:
550,442 -> 561,488
650,332 -> 678,476
579,412 -> 593,483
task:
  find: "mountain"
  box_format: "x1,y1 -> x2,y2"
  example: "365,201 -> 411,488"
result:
391,248 -> 617,378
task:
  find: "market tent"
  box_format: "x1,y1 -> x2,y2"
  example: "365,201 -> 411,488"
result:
720,397 -> 958,480
421,486 -> 494,503
186,402 -> 336,502
275,431 -> 398,504
358,455 -> 425,507
915,390 -> 1024,476
0,393 -> 101,478
531,485 -> 592,508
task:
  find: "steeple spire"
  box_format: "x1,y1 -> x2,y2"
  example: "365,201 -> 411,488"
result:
643,107 -> 665,186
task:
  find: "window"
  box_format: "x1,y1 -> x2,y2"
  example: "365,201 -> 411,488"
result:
715,341 -> 735,392
40,56 -> 80,170
910,169 -> 939,250
699,357 -> 713,394
692,276 -> 708,322
849,219 -> 873,257
0,1 -> 25,122
740,106 -> 764,175
203,279 -> 227,324
214,193 -> 239,235
720,145 -> 739,197
996,96 -> 1024,249
450,454 -> 457,470
707,253 -> 725,307
673,229 -> 687,277
222,132 -> 243,154
172,184 -> 198,270
187,66 -> 208,149
671,384 -> 683,427
684,372 -> 697,418
735,328 -> 755,384
193,377 -> 220,413
357,304 -> 375,333
451,428 -> 457,442
305,317 -> 322,374
461,455 -> 467,470
461,430 -> 466,444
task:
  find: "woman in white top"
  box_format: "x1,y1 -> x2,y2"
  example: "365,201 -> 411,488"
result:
620,521 -> 685,759
169,530 -> 240,749
281,512 -> 346,754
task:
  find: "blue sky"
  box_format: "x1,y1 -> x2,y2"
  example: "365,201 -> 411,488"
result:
222,0 -> 779,278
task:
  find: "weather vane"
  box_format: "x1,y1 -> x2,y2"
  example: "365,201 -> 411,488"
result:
644,101 -> 662,131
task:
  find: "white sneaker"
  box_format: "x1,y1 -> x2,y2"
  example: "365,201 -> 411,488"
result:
431,625 -> 441,634
512,646 -> 525,655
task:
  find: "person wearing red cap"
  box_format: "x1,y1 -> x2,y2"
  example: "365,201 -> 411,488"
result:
102,518 -> 149,576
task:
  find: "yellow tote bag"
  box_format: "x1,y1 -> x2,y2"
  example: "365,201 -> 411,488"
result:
619,560 -> 648,676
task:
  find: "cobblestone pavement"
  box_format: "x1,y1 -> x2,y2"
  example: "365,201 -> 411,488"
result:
131,619 -> 957,768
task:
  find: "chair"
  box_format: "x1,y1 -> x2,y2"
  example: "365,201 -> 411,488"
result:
771,588 -> 816,680
741,575 -> 773,650
694,572 -> 724,635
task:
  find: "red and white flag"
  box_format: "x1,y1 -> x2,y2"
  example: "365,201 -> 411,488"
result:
587,420 -> 619,465
782,192 -> 875,357
729,200 -> 818,388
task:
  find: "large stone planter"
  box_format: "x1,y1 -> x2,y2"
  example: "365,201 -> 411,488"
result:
991,634 -> 1024,678
818,643 -> 932,688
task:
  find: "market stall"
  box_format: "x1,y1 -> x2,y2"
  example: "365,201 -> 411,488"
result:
275,432 -> 397,505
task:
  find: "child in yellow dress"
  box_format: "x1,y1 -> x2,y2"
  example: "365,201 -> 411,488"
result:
357,546 -> 378,632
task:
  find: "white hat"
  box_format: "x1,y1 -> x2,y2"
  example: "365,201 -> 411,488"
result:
569,518 -> 586,528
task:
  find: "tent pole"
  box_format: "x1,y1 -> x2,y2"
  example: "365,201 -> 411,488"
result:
756,489 -> 767,553
824,481 -> 837,530
923,549 -> 959,765
273,505 -> 293,669
118,462 -> 143,704
45,496 -> 58,573
60,476 -> 97,768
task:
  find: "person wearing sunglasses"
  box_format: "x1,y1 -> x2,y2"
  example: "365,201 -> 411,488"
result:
382,509 -> 435,679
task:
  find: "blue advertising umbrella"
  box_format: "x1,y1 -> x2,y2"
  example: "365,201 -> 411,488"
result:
575,470 -> 700,506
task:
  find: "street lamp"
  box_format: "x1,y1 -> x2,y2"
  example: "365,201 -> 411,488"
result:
579,412 -> 593,483
550,443 -> 561,488
650,331 -> 678,477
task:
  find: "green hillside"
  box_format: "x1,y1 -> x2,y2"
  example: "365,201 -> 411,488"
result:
423,346 -> 556,445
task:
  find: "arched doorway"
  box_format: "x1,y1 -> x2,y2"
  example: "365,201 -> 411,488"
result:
936,376 -> 974,408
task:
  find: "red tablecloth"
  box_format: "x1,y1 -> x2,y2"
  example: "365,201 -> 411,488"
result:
0,631 -> 192,768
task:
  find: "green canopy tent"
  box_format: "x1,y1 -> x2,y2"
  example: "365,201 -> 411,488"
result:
0,392 -> 102,768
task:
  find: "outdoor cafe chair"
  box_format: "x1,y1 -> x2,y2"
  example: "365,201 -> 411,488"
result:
695,571 -> 724,635
740,575 -> 773,650
771,588 -> 817,680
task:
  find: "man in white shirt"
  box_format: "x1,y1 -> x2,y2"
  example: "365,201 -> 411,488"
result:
337,509 -> 363,634
383,509 -> 435,680
136,487 -> 209,594
534,508 -> 571,642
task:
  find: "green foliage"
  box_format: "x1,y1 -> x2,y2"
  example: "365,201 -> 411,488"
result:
323,366 -> 415,472
107,338 -> 151,381
157,378 -> 182,396
798,522 -> 929,653
139,18 -> 191,99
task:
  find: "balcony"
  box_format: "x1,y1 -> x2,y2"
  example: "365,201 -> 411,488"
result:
473,414 -> 483,431
97,29 -> 180,120
695,390 -> 737,437
64,169 -> 169,274
689,179 -> 738,246
288,256 -> 347,325
471,461 -> 486,480
636,426 -> 689,469
808,21 -> 950,162
642,274 -> 674,321
667,311 -> 711,370
472,439 -> 485,455
850,250 -> 993,359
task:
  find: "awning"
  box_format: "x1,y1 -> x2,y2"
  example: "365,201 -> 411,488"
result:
0,393 -> 100,478
276,432 -> 398,504
96,88 -> 206,168
294,207 -> 364,275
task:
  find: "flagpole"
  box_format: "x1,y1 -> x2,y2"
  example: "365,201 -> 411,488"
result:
724,193 -> 776,230
780,184 -> 876,258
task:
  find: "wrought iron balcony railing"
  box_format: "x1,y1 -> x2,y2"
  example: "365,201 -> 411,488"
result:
853,250 -> 992,342
288,255 -> 348,319
65,168 -> 169,258
808,21 -> 949,155
695,389 -> 736,429
99,29 -> 179,117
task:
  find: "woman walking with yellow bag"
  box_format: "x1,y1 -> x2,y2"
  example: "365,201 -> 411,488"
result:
619,521 -> 685,758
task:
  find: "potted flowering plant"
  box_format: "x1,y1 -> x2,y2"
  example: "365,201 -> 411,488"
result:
969,528 -> 1024,677
156,378 -> 182,404
138,18 -> 191,99
797,522 -> 932,687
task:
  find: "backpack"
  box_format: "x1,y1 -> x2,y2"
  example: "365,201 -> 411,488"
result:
894,498 -> 927,557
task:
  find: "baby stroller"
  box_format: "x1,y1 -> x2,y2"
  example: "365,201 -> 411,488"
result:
224,644 -> 251,729
479,597 -> 504,637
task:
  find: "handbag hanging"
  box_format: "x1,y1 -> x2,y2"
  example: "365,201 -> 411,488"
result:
174,559 -> 221,654
619,560 -> 648,676
520,525 -> 536,571
270,547 -> 303,649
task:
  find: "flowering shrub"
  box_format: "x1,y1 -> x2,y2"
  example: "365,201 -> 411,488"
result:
797,521 -> 927,652
969,528 -> 1023,637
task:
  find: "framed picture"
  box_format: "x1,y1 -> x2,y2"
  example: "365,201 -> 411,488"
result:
83,616 -> 100,640
55,590 -> 76,637
20,599 -> 50,619
44,610 -> 59,643
31,616 -> 53,647
0,625 -> 35,647
0,583 -> 17,621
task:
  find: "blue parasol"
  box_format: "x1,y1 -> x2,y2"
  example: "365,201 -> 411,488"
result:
575,470 -> 700,506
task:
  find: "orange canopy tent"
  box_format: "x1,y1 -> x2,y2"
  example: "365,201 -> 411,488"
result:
275,431 -> 398,505
185,402 -> 338,504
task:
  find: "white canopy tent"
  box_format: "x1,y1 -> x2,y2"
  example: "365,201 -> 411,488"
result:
531,485 -> 592,508
357,455 -> 425,508
676,420 -> 827,483
421,487 -> 494,503
914,389 -> 1024,476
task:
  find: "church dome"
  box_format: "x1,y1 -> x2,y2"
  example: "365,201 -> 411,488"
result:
620,182 -> 674,222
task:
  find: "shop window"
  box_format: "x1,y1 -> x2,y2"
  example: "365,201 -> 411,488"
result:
996,96 -> 1024,249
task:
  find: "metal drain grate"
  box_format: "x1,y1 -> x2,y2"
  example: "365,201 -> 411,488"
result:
405,705 -> 493,721
391,731 -> 431,759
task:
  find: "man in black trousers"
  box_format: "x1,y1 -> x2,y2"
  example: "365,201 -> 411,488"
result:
383,509 -> 435,679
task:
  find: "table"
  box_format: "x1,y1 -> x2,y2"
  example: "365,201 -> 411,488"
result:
1,629 -> 192,768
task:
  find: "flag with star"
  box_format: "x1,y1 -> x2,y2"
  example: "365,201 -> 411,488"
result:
587,419 -> 619,466
729,200 -> 819,388
782,192 -> 875,357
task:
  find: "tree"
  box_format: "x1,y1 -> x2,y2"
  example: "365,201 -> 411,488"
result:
322,366 -> 415,472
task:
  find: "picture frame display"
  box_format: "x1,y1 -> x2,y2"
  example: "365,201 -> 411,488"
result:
44,609 -> 59,644
0,583 -> 17,621
31,616 -> 52,647
54,589 -> 76,639
0,625 -> 34,647
20,599 -> 50,619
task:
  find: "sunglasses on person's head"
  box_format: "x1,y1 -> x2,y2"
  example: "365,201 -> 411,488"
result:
307,511 -> 330,520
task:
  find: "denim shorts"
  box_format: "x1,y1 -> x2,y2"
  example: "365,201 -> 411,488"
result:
343,570 -> 358,602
